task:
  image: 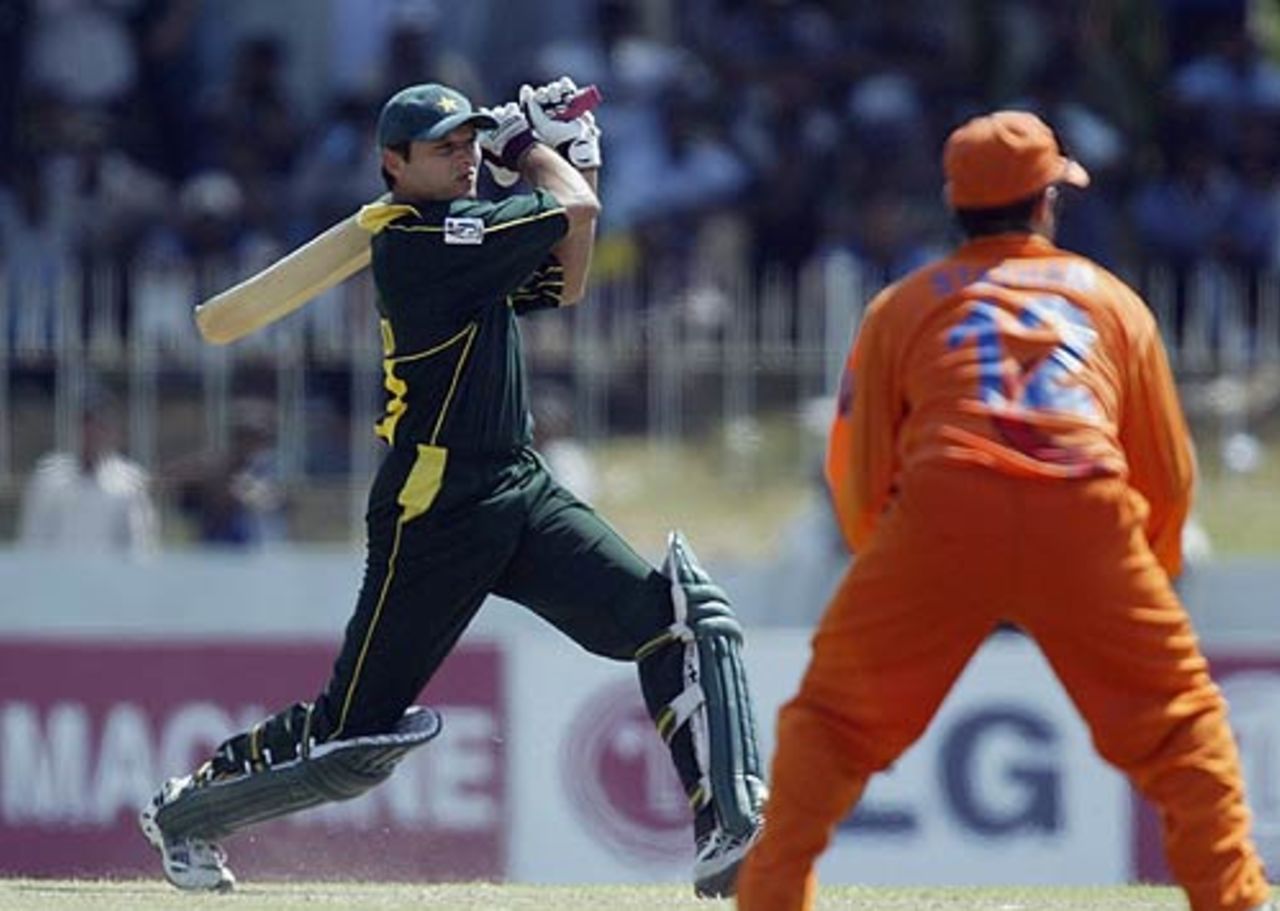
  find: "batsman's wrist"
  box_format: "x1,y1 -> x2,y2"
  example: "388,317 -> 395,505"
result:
498,130 -> 537,171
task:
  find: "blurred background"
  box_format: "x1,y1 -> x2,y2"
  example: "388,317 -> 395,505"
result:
2,0 -> 1280,890
1,0 -> 1278,563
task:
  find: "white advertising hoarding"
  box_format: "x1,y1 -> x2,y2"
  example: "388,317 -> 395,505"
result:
507,630 -> 1130,886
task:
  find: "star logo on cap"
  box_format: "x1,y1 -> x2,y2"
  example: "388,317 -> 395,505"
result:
436,96 -> 459,113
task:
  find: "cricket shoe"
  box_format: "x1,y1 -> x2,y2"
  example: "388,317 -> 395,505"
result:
139,775 -> 236,892
692,817 -> 763,898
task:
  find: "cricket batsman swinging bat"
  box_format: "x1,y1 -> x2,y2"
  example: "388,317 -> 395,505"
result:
195,85 -> 603,345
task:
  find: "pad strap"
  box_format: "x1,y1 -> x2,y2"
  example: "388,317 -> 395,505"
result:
639,531 -> 766,838
657,682 -> 706,742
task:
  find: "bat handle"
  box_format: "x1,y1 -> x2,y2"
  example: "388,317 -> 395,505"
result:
555,85 -> 603,122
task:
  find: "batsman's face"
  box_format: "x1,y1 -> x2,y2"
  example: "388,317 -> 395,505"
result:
386,125 -> 481,200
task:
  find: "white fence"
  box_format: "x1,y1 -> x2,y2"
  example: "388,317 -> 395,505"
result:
1,253 -> 1277,484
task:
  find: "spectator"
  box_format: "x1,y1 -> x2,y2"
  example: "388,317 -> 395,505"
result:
1170,22 -> 1280,124
1160,0 -> 1249,68
1130,133 -> 1237,265
22,0 -> 138,114
18,386 -> 158,557
740,76 -> 837,284
610,82 -> 752,281
130,169 -> 284,350
139,170 -> 278,275
1129,126 -> 1239,344
124,0 -> 204,181
0,96 -> 78,354
168,399 -> 288,548
374,2 -> 485,101
0,0 -> 32,173
330,0 -> 486,102
1219,111 -> 1280,360
1221,112 -> 1280,274
59,108 -> 170,265
529,0 -> 635,95
551,2 -> 731,239
817,186 -> 942,285
290,92 -> 385,240
197,33 -> 302,241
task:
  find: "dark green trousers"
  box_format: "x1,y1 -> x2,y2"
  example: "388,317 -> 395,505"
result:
317,444 -> 671,739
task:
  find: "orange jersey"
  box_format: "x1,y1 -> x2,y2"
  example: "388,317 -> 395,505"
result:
826,233 -> 1196,575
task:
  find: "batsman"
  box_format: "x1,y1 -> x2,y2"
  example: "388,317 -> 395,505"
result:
138,77 -> 766,896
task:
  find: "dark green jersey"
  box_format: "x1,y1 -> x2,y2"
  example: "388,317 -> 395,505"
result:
359,190 -> 569,454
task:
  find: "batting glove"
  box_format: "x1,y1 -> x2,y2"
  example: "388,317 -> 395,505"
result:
481,151 -> 521,189
478,102 -> 536,174
520,77 -> 602,170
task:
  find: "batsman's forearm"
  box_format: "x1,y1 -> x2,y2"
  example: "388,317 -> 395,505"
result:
523,145 -> 599,305
522,145 -> 598,226
553,211 -> 597,306
554,167 -> 599,304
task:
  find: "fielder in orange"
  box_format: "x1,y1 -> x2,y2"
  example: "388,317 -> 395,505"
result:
737,111 -> 1273,911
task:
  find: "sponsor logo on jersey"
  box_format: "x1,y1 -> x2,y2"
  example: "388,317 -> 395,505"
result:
444,217 -> 485,245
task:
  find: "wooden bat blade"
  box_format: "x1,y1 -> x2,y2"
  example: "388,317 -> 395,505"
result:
194,213 -> 371,345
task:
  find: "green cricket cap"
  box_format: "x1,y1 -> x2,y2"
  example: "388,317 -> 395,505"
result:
376,83 -> 497,147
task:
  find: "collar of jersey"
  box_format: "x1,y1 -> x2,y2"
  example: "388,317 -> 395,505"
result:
357,200 -> 423,235
957,232 -> 1059,258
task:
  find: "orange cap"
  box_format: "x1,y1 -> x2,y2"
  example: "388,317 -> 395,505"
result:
943,110 -> 1090,209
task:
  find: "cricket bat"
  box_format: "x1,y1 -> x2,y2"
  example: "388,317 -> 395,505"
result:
194,85 -> 604,345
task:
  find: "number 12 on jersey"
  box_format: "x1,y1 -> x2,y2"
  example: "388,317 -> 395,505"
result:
947,294 -> 1100,419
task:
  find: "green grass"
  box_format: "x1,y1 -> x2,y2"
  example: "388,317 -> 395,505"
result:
589,419 -> 818,562
1193,418 -> 1280,556
0,880 -> 1197,911
124,404 -> 1280,558
585,410 -> 1280,562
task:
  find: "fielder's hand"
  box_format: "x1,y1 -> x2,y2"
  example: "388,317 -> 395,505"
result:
521,77 -> 602,170
479,102 -> 535,183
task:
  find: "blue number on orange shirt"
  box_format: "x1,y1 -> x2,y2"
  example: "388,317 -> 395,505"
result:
948,294 -> 1099,418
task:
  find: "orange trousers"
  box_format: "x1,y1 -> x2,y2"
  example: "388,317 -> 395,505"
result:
738,467 -> 1270,911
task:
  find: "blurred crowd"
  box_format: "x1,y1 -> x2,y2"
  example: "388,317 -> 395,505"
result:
1,0 -> 1279,322
3,0 -> 1278,552
14,384 -> 289,554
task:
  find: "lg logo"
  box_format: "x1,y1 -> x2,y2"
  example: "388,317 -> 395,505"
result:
845,707 -> 1062,837
561,685 -> 1070,866
560,680 -> 690,864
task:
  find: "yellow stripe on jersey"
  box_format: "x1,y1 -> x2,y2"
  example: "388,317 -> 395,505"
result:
358,197 -> 565,238
379,317 -> 396,356
431,323 -> 478,444
381,205 -> 567,235
357,201 -> 421,235
481,207 -> 566,233
374,363 -> 410,444
399,444 -> 447,522
374,322 -> 479,445
508,260 -> 565,309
